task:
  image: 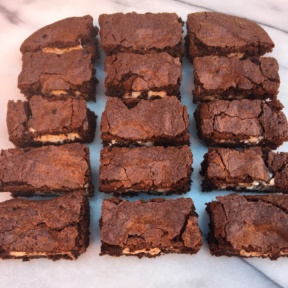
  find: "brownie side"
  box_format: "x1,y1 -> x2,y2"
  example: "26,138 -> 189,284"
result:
99,146 -> 192,196
100,97 -> 190,146
0,191 -> 90,260
186,12 -> 274,61
100,198 -> 202,257
0,143 -> 94,197
104,52 -> 181,100
18,49 -> 96,101
193,56 -> 279,103
99,12 -> 184,57
206,194 -> 288,259
194,99 -> 288,148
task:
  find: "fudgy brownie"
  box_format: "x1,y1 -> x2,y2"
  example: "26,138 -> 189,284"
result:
0,143 -> 94,197
101,97 -> 189,146
194,99 -> 288,148
18,49 -> 96,101
0,191 -> 90,261
193,56 -> 279,103
104,52 -> 181,101
20,15 -> 99,60
206,193 -> 288,260
7,95 -> 96,148
186,12 -> 274,61
100,198 -> 202,257
99,146 -> 192,196
99,12 -> 184,57
200,147 -> 288,193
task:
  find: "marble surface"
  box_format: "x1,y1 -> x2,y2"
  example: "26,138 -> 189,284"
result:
0,0 -> 288,287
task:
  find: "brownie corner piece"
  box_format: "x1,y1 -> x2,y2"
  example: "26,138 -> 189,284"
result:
100,197 -> 202,257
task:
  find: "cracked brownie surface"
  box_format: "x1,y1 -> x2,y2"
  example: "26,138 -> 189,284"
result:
100,198 -> 202,257
99,145 -> 192,196
206,194 -> 288,259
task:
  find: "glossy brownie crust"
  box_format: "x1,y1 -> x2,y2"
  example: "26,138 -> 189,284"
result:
101,97 -> 189,147
7,95 -> 96,148
200,147 -> 288,193
0,143 -> 94,197
193,56 -> 279,103
194,99 -> 288,149
206,194 -> 288,260
104,52 -> 181,101
186,12 -> 274,60
0,191 -> 90,261
99,12 -> 184,57
100,198 -> 202,257
99,146 -> 192,196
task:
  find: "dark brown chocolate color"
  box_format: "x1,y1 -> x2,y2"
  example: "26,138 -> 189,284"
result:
99,146 -> 192,196
206,194 -> 288,259
186,12 -> 274,60
0,143 -> 93,197
193,56 -> 279,103
194,99 -> 288,148
101,97 -> 189,146
7,95 -> 96,148
0,191 -> 90,261
99,12 -> 184,57
100,198 -> 202,257
200,147 -> 288,193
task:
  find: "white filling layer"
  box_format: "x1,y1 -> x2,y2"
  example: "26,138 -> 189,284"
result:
122,248 -> 161,256
9,251 -> 75,259
122,91 -> 168,99
110,140 -> 154,147
122,188 -> 171,193
147,91 -> 167,99
42,45 -> 83,54
34,133 -> 81,143
123,92 -> 141,99
220,179 -> 275,191
51,90 -> 68,96
239,250 -> 288,257
218,136 -> 264,145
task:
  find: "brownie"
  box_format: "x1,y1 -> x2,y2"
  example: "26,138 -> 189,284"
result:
7,95 -> 96,148
206,193 -> 288,260
0,191 -> 90,261
186,12 -> 274,61
99,12 -> 184,57
104,52 -> 181,101
200,147 -> 288,193
99,146 -> 192,196
0,143 -> 93,197
100,198 -> 202,257
101,97 -> 189,146
193,56 -> 279,103
194,99 -> 288,149
20,15 -> 99,60
18,49 -> 96,101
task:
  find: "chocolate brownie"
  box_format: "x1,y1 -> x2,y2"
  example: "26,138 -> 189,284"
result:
99,12 -> 184,57
193,56 -> 279,103
206,193 -> 288,259
186,12 -> 274,61
18,49 -> 96,101
101,97 -> 189,146
0,191 -> 90,261
100,198 -> 202,257
194,99 -> 288,149
0,143 -> 93,197
200,147 -> 288,193
20,15 -> 99,60
99,146 -> 192,196
7,95 -> 96,148
104,52 -> 181,101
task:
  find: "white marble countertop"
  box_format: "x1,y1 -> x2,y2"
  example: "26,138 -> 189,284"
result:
0,0 -> 288,287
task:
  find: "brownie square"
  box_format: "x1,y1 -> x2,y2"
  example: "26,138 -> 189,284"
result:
194,99 -> 288,149
186,12 -> 274,61
206,193 -> 288,259
99,145 -> 192,196
0,143 -> 94,197
0,191 -> 90,261
105,52 -> 181,102
193,56 -> 279,103
101,97 -> 190,146
7,95 -> 96,148
100,198 -> 202,257
99,12 -> 184,57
